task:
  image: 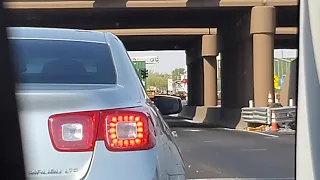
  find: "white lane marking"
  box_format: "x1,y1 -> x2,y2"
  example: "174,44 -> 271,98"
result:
203,140 -> 223,143
203,140 -> 215,143
166,119 -> 201,124
183,129 -> 202,132
264,137 -> 277,139
221,128 -> 279,138
183,119 -> 202,123
187,178 -> 294,180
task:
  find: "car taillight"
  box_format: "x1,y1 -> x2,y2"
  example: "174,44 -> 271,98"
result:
48,107 -> 156,152
98,107 -> 156,152
48,111 -> 100,152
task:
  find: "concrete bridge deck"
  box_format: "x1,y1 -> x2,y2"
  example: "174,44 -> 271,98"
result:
4,0 -> 298,9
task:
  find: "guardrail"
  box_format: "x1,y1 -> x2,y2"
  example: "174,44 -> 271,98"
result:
241,107 -> 270,124
270,106 -> 296,128
241,106 -> 296,127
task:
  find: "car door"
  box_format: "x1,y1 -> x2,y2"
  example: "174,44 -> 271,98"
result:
159,113 -> 186,169
150,103 -> 186,176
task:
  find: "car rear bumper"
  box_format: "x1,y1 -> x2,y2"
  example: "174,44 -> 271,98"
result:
85,141 -> 159,180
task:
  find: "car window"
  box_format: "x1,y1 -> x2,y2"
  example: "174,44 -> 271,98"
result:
114,37 -> 144,85
11,39 -> 116,84
109,36 -> 147,98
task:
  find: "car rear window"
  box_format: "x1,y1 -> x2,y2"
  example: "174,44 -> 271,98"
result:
10,39 -> 116,84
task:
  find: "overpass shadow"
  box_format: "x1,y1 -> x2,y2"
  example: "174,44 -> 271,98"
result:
93,0 -> 127,8
186,0 -> 220,7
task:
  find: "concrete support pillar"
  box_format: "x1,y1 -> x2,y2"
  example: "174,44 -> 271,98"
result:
220,47 -> 238,108
250,6 -> 276,107
186,49 -> 203,106
194,59 -> 204,105
187,63 -> 193,105
202,35 -> 218,106
203,56 -> 217,106
186,52 -> 195,106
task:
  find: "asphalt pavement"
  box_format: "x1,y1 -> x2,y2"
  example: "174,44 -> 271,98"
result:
170,126 -> 295,179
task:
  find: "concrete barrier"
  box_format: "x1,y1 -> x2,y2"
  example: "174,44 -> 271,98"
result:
178,105 -> 246,129
178,105 -> 197,119
192,106 -> 207,122
220,108 -> 243,128
194,106 -> 221,123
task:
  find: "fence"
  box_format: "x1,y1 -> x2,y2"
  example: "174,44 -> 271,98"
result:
241,106 -> 296,127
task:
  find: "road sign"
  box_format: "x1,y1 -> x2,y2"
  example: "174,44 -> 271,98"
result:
274,75 -> 280,89
147,57 -> 159,64
280,78 -> 284,86
131,56 -> 159,64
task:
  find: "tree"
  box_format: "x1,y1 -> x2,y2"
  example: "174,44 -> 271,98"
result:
171,68 -> 186,81
146,70 -> 170,90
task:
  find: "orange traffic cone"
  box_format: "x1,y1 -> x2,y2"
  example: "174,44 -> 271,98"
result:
271,110 -> 278,132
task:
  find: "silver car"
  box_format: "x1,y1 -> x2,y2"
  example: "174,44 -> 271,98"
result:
10,27 -> 186,180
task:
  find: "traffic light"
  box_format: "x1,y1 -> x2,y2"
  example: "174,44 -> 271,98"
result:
140,69 -> 149,79
140,69 -> 144,78
145,69 -> 148,78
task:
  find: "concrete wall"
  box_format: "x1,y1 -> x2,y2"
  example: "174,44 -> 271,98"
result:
280,59 -> 298,106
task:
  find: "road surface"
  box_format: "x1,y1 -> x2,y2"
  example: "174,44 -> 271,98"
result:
171,127 -> 295,179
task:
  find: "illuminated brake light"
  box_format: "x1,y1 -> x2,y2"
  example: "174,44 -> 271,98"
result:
48,107 -> 156,152
100,108 -> 156,151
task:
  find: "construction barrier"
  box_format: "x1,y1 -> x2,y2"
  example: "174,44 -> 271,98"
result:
241,107 -> 270,124
270,106 -> 296,129
241,106 -> 296,130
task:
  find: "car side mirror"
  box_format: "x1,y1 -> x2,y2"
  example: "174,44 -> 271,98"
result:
152,95 -> 183,115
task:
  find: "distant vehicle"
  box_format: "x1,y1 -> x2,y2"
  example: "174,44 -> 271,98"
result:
146,89 -> 157,99
175,91 -> 187,100
10,27 -> 186,180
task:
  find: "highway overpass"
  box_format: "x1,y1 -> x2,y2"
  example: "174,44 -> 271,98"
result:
5,0 -> 298,127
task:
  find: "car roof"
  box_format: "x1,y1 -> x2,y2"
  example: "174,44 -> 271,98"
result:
7,27 -> 113,43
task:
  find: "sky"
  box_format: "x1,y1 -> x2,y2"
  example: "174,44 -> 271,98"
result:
128,49 -> 298,74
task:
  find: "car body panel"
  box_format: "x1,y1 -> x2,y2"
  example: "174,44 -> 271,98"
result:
8,27 -> 107,43
16,84 -> 137,179
9,27 -> 185,180
86,142 -> 158,180
150,104 -> 186,175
